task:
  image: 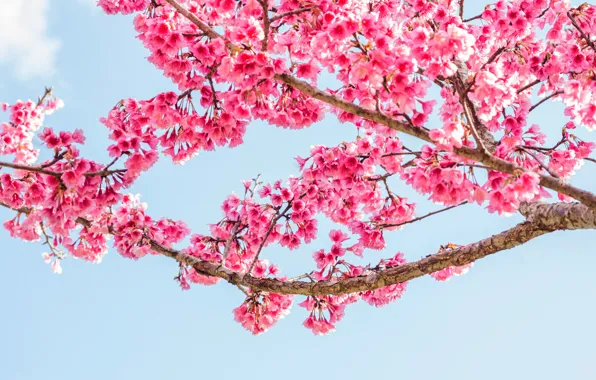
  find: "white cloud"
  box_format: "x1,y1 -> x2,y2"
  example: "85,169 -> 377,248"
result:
0,0 -> 61,79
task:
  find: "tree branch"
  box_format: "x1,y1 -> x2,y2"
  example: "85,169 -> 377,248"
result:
0,160 -> 126,178
274,74 -> 596,209
529,91 -> 564,113
161,0 -> 596,210
248,202 -> 292,273
270,7 -> 316,22
517,79 -> 541,94
3,192 -> 595,297
150,202 -> 596,296
0,161 -> 61,177
163,0 -> 225,41
378,202 -> 468,229
258,0 -> 270,51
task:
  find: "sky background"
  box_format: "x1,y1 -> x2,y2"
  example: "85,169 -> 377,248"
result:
0,1 -> 595,379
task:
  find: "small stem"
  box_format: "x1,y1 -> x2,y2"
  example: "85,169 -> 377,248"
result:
462,14 -> 482,22
378,202 -> 468,229
236,284 -> 250,297
37,87 -> 53,107
519,147 -> 560,178
567,11 -> 596,52
270,6 -> 316,22
517,79 -> 541,94
40,151 -> 67,169
248,203 -> 292,273
529,91 -> 563,113
222,221 -> 240,263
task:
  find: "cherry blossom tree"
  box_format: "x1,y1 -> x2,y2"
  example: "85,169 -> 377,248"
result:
2,0 -> 596,335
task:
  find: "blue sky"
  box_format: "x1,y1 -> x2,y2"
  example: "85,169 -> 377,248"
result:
0,1 -> 595,379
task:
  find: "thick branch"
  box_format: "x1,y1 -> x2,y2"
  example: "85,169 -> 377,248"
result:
151,202 -> 596,296
275,74 -> 596,209
0,161 -> 61,177
156,0 -> 596,210
258,0 -> 270,51
270,7 -> 316,22
0,160 -> 125,178
163,0 -> 224,40
3,195 -> 595,297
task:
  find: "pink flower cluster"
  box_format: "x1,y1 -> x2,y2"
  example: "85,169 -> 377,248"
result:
2,0 -> 596,335
98,0 -> 148,14
234,292 -> 294,335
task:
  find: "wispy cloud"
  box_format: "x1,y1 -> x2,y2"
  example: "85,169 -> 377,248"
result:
0,0 -> 61,80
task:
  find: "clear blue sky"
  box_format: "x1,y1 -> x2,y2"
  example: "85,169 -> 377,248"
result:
1,1 -> 595,379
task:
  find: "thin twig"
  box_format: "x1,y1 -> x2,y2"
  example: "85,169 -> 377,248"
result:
37,87 -> 53,107
379,202 -> 468,229
461,97 -> 489,153
164,0 -> 227,42
517,79 -> 541,94
248,203 -> 292,273
462,14 -> 482,22
529,91 -> 564,113
0,161 -> 61,177
222,221 -> 240,262
270,7 -> 316,22
40,151 -> 67,169
519,147 -> 560,178
236,284 -> 250,297
567,11 -> 596,52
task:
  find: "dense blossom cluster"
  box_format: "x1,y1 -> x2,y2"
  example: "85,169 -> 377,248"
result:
2,0 -> 596,334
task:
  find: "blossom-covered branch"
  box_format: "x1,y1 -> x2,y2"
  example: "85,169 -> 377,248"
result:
3,0 -> 596,335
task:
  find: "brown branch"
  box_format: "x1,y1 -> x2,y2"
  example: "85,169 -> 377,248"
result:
517,79 -> 541,94
3,198 -> 595,296
258,0 -> 270,51
37,87 -> 53,107
529,91 -> 564,113
0,160 -> 126,179
163,0 -> 225,41
162,0 -> 596,210
222,221 -> 240,262
40,151 -> 67,169
149,202 -> 596,296
567,11 -> 596,52
270,7 -> 316,22
519,147 -> 560,178
461,97 -> 489,153
455,61 -> 497,151
0,161 -> 61,177
462,14 -> 482,22
274,74 -> 596,209
248,202 -> 292,273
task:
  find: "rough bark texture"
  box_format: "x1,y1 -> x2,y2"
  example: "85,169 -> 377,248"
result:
149,203 -> 596,296
276,74 -> 596,210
